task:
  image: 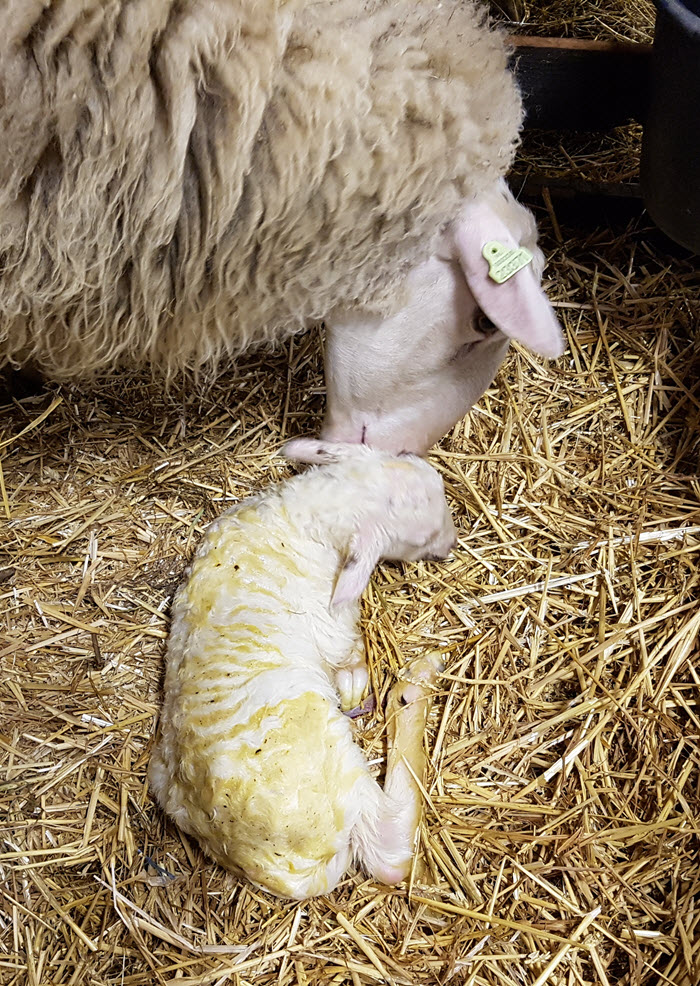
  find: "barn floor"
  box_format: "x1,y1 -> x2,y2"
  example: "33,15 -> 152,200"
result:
2,2 -> 700,985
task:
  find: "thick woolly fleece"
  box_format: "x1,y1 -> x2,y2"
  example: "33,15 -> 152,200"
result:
0,1 -> 522,380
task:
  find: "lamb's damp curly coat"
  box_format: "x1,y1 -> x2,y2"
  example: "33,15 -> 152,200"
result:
148,440 -> 456,898
0,1 -> 522,380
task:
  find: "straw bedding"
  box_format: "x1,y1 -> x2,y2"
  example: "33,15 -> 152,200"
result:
2,2 -> 699,984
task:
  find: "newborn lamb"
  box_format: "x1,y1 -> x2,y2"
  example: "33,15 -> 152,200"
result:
149,439 -> 455,899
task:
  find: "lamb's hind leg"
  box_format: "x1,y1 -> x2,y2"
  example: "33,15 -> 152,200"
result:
352,652 -> 442,885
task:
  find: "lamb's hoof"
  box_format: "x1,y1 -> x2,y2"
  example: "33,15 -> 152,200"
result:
394,652 -> 444,706
337,665 -> 369,712
343,694 -> 376,720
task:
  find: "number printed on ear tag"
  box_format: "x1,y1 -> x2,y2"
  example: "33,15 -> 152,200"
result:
482,241 -> 533,284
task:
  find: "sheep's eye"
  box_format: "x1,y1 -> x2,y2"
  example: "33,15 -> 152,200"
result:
475,310 -> 498,335
450,340 -> 478,363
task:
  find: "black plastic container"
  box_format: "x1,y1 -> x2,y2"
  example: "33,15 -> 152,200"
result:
641,0 -> 700,252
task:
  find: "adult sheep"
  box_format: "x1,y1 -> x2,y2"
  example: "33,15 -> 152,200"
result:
0,0 -> 564,453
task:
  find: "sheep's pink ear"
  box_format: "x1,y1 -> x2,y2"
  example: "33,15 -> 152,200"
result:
451,202 -> 565,358
331,527 -> 381,609
282,438 -> 349,464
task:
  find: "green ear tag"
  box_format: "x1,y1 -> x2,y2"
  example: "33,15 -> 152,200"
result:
482,241 -> 533,284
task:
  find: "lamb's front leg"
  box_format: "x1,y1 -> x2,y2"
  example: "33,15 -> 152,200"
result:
335,637 -> 369,712
353,652 -> 443,884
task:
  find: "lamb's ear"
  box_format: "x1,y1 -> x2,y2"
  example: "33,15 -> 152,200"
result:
331,526 -> 382,609
282,438 -> 351,464
451,201 -> 565,359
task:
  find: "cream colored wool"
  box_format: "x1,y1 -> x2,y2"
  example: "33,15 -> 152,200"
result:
0,0 -> 521,380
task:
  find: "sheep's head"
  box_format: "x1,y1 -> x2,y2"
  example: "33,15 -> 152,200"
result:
322,180 -> 565,455
283,439 -> 456,607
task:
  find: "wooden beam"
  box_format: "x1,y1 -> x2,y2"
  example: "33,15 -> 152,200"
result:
514,176 -> 648,239
509,36 -> 652,131
518,176 -> 643,200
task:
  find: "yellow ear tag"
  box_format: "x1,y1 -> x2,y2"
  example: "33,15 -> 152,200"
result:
482,241 -> 533,284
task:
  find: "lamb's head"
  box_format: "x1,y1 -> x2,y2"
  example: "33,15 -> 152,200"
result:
283,438 -> 456,608
322,180 -> 565,455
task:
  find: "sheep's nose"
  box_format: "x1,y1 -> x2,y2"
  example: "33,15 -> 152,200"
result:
424,537 -> 457,563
